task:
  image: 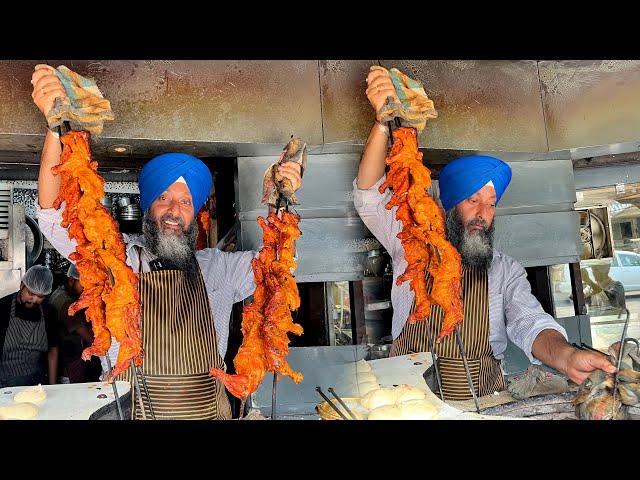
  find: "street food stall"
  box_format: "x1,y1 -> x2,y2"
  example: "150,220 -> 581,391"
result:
1,60 -> 640,420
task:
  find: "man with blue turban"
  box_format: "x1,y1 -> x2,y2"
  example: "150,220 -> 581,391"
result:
354,67 -> 615,400
31,73 -> 303,419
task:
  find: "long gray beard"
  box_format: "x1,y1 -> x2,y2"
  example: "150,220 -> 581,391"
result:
142,212 -> 200,274
445,208 -> 494,269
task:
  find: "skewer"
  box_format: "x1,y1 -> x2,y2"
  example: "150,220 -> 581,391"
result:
271,372 -> 277,420
104,355 -> 124,420
611,308 -> 631,419
328,387 -> 358,420
315,386 -> 349,420
137,366 -> 156,420
238,398 -> 246,419
454,326 -> 481,414
424,319 -> 445,400
130,360 -> 147,420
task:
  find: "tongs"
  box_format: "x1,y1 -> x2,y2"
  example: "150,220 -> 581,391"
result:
315,386 -> 350,420
611,308 -> 632,418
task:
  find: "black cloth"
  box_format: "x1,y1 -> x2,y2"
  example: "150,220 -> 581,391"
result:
0,293 -> 59,359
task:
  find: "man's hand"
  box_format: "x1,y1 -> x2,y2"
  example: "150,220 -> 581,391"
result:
278,161 -> 302,191
563,348 -> 617,385
532,329 -> 617,385
365,66 -> 398,121
31,65 -> 66,116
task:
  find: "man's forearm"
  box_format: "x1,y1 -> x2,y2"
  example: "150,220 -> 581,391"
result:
38,130 -> 62,209
47,347 -> 59,384
531,328 -> 575,375
357,123 -> 389,190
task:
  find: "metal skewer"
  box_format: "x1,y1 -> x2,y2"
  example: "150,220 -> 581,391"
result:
315,387 -> 349,420
424,321 -> 445,400
104,355 -> 124,420
454,326 -> 481,414
611,308 -> 631,419
328,388 -> 358,420
130,360 -> 147,420
136,366 -> 156,420
271,373 -> 277,420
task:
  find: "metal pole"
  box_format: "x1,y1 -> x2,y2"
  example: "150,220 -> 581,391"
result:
104,355 -> 124,420
271,372 -> 277,420
454,326 -> 481,414
130,360 -> 147,420
424,321 -> 445,400
137,367 -> 156,420
611,308 -> 631,419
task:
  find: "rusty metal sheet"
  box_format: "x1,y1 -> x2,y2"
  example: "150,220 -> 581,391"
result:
0,60 -> 323,147
540,60 -> 640,151
0,61 -> 47,134
384,60 -> 548,152
320,60 -> 378,145
322,60 -> 548,152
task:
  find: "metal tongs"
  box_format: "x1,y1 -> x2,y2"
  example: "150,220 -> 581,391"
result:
315,386 -> 353,420
611,308 -> 632,419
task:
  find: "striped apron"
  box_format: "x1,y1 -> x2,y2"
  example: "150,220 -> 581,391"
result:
0,297 -> 47,387
121,269 -> 232,420
390,265 -> 505,400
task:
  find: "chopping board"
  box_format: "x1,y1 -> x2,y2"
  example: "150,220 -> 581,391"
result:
0,382 -> 131,420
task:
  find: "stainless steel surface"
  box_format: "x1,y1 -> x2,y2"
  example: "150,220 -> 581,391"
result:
493,211 -> 582,267
0,60 -> 322,158
0,204 -> 26,300
252,345 -> 369,416
322,60 -> 548,152
1,60 -> 640,160
238,154 -> 376,282
539,60 -> 640,152
496,160 -> 576,213
382,60 -> 548,153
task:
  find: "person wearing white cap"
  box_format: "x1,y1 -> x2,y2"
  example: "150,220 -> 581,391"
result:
0,265 -> 60,388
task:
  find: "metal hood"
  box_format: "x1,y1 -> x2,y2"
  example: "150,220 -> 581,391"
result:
1,60 -> 640,164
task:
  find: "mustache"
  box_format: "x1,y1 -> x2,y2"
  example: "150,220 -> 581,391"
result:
465,218 -> 489,230
158,213 -> 187,230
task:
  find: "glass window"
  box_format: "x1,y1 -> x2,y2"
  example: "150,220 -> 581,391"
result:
328,281 -> 352,346
551,183 -> 640,351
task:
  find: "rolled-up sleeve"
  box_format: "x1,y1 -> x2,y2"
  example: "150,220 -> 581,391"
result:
352,176 -> 403,259
36,201 -> 77,260
503,257 -> 568,363
227,250 -> 257,303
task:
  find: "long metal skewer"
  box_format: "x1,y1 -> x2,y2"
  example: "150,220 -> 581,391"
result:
424,321 -> 445,400
454,326 -> 481,414
136,366 -> 156,420
130,360 -> 147,420
271,373 -> 277,420
104,355 -> 124,420
328,388 -> 358,420
611,308 -> 631,419
315,387 -> 349,420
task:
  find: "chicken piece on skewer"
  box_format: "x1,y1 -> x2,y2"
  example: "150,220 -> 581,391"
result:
379,127 -> 463,339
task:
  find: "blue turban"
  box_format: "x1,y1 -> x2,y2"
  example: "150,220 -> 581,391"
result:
438,155 -> 512,212
138,153 -> 212,213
